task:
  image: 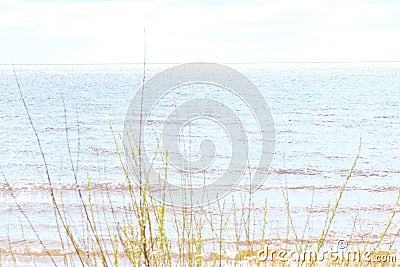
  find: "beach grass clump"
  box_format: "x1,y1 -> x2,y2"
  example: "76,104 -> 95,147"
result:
2,70 -> 399,266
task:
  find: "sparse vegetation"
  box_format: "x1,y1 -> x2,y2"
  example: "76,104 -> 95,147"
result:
1,69 -> 399,267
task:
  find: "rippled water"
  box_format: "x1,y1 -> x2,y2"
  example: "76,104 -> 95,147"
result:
1,63 -> 399,262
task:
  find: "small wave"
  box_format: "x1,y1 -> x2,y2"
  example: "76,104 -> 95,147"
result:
270,167 -> 400,178
0,181 -> 130,192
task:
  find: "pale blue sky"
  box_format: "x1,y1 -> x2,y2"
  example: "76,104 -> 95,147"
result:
0,0 -> 399,64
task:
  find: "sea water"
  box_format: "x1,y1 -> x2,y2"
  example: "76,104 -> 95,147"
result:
0,63 -> 399,261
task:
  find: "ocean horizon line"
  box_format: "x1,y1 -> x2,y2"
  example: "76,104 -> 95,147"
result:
1,60 -> 400,66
